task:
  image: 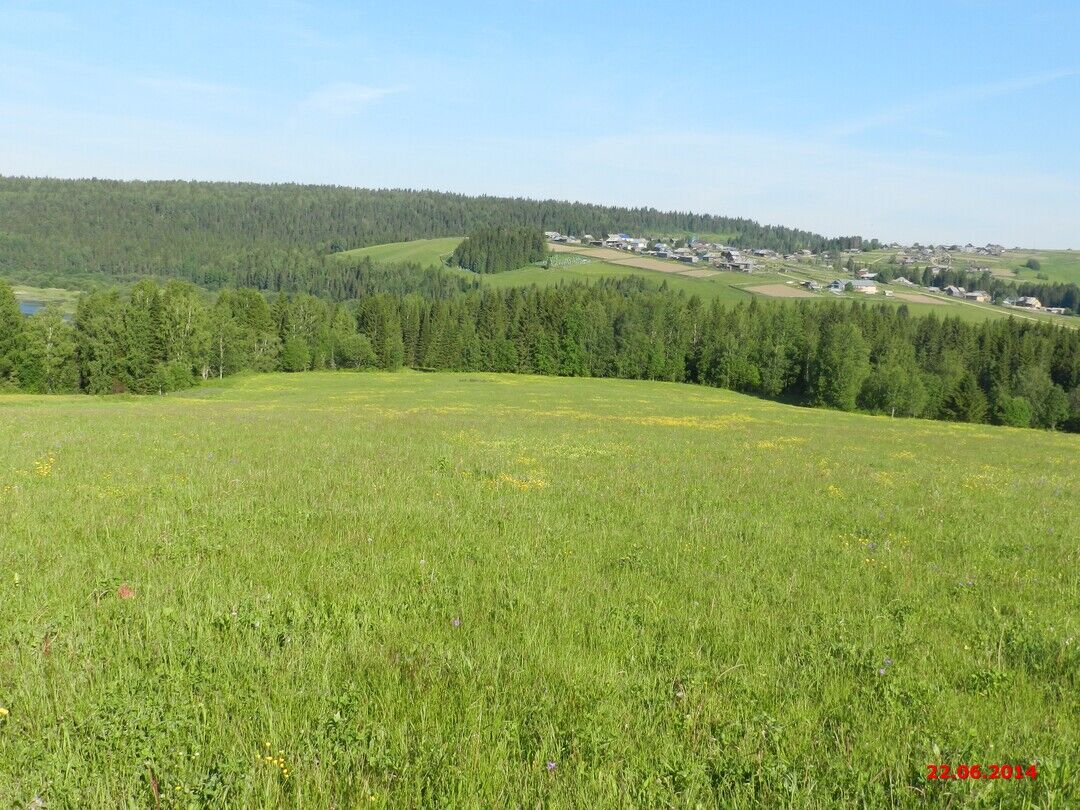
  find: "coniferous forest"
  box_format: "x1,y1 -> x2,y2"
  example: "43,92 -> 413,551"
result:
449,227 -> 548,273
0,177 -> 871,289
3,278 -> 1077,432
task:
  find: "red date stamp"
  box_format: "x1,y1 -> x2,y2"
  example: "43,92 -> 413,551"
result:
927,764 -> 1037,780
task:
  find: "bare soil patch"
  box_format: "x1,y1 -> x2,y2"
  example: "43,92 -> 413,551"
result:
894,292 -> 948,305
746,284 -> 816,298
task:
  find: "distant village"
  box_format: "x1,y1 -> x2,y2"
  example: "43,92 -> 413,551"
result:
543,232 -> 1069,316
545,231 -> 805,272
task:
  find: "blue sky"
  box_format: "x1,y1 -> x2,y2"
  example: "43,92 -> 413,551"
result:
1,0 -> 1078,247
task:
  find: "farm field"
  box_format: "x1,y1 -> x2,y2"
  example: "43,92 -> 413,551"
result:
1,371 -> 1077,807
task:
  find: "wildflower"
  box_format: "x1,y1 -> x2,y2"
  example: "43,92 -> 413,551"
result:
878,668 -> 886,676
0,707 -> 9,718
117,584 -> 135,600
883,657 -> 893,667
451,617 -> 461,628
546,761 -> 557,772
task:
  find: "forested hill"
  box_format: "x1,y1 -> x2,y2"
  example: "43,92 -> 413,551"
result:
0,177 -> 870,288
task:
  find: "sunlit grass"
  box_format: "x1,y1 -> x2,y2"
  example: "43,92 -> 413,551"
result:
0,371 -> 1077,806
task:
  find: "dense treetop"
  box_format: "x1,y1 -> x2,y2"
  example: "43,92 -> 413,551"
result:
0,177 -> 871,289
449,227 -> 548,274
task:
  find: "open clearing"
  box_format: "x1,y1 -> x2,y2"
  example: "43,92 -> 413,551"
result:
334,237 -> 464,267
1,371 -> 1076,806
745,283 -> 815,298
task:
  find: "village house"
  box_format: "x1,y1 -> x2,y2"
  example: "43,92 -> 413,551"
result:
713,259 -> 754,272
964,290 -> 991,303
828,279 -> 877,294
1016,296 -> 1042,309
945,285 -> 965,297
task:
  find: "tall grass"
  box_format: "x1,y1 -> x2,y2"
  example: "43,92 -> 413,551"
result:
1,372 -> 1077,806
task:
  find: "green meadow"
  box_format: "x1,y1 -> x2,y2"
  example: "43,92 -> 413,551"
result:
1,371 -> 1077,807
477,261 -> 757,304
334,237 -> 465,267
965,250 -> 1080,286
855,248 -> 1080,286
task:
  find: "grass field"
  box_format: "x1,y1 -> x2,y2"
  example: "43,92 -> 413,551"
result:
477,261 -> 757,303
1,371 -> 1077,807
334,237 -> 464,267
962,250 -> 1080,286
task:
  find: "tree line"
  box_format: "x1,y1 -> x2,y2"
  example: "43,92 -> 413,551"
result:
0,177 -> 871,290
449,227 -> 548,273
3,278 -> 1078,431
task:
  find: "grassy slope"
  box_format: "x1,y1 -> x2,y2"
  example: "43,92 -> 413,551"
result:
960,250 -> 1080,286
334,237 -> 464,267
857,248 -> 1080,286
1,371 -> 1076,806
477,261 -> 756,303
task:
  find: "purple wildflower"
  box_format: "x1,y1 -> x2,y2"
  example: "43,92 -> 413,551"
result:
878,668 -> 887,676
451,617 -> 461,628
546,761 -> 557,772
884,657 -> 893,667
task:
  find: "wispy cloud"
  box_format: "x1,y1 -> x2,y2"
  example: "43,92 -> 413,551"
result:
302,82 -> 404,115
827,69 -> 1080,137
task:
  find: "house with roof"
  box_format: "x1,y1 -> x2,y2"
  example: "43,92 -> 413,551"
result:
1016,296 -> 1042,309
828,279 -> 877,294
964,290 -> 991,303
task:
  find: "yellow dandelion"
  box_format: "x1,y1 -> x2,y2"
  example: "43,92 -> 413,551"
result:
0,707 -> 9,717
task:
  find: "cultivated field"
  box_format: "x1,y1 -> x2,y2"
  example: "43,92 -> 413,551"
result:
744,283 -> 815,298
893,292 -> 948,305
1,372 -> 1077,807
